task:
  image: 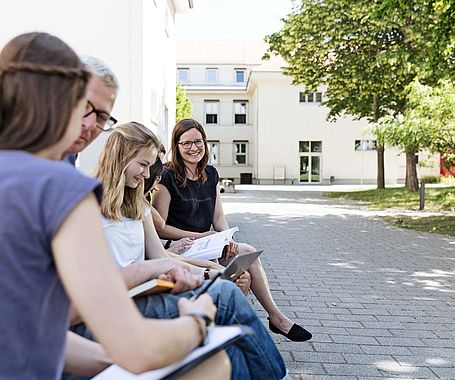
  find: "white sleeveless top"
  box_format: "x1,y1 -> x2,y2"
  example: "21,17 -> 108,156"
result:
102,207 -> 151,268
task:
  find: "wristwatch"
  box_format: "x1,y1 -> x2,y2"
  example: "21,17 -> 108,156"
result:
187,311 -> 214,345
203,268 -> 211,280
190,311 -> 213,328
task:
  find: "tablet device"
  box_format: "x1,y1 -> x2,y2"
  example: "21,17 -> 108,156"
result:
221,250 -> 263,281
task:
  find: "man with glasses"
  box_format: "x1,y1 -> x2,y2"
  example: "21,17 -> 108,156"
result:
65,56 -> 118,164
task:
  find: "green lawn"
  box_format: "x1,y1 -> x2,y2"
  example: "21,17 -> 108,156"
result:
326,186 -> 455,236
325,186 -> 455,212
382,215 -> 455,236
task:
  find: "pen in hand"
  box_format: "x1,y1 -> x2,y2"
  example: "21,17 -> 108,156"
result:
194,271 -> 222,299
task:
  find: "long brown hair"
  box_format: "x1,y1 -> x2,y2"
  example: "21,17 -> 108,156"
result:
168,118 -> 209,187
0,32 -> 89,152
93,122 -> 161,220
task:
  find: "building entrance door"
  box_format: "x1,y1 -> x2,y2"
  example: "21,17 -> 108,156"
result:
299,141 -> 321,183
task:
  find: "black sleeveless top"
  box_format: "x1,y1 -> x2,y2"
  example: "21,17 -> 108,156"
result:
160,165 -> 219,233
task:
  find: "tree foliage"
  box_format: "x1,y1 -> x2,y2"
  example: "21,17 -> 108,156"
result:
176,84 -> 192,122
374,79 -> 455,174
266,0 -> 455,191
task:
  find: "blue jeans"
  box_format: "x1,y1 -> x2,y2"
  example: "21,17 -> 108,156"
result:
63,280 -> 286,380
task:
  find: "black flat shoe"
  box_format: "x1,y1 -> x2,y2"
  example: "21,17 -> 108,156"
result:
268,317 -> 312,342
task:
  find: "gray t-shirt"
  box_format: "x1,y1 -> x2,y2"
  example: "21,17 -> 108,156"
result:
0,151 -> 102,380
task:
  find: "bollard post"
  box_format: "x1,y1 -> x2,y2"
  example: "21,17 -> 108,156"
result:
419,180 -> 425,210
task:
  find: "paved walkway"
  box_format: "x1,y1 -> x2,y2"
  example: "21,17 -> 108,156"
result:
222,186 -> 455,379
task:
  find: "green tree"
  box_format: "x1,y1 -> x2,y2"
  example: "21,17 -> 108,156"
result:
374,80 -> 455,186
176,84 -> 192,122
266,0 -> 455,191
406,80 -> 455,171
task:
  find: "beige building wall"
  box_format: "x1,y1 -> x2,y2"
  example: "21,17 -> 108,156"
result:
189,92 -> 255,179
0,0 -> 191,173
253,73 -> 407,184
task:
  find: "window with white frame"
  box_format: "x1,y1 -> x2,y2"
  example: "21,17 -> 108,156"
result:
235,68 -> 246,83
233,141 -> 248,165
204,100 -> 219,124
355,140 -> 377,151
177,68 -> 189,84
206,68 -> 218,84
299,92 -> 323,103
299,141 -> 322,153
208,141 -> 220,165
234,101 -> 247,124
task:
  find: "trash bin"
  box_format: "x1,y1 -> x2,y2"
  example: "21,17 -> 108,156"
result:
240,173 -> 253,184
220,179 -> 235,193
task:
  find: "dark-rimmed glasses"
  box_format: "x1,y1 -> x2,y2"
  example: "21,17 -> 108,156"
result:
178,139 -> 205,150
83,100 -> 117,131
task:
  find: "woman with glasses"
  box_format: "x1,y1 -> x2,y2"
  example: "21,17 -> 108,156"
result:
142,148 -> 249,292
152,118 -> 313,342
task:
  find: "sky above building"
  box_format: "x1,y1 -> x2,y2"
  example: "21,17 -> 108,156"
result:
176,0 -> 294,40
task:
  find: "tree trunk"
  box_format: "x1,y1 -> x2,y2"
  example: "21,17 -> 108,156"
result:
377,145 -> 385,189
373,95 -> 385,189
405,151 -> 419,192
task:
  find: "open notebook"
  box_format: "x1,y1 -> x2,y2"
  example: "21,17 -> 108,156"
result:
180,227 -> 239,260
92,325 -> 252,380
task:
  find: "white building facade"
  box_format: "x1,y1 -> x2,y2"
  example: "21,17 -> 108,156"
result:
0,0 -> 192,173
177,39 -> 439,185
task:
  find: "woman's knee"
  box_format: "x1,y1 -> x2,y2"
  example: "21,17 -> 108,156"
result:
238,242 -> 256,254
179,350 -> 231,380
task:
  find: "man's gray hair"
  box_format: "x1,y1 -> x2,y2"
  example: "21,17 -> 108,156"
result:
80,55 -> 119,90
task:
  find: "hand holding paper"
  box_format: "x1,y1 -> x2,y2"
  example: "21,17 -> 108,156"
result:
180,227 -> 239,260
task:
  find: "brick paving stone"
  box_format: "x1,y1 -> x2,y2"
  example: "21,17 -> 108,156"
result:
293,351 -> 346,364
310,326 -> 348,335
222,186 -> 455,379
312,343 -> 364,354
322,320 -> 365,328
286,362 -> 327,375
346,328 -> 394,337
331,334 -> 379,345
407,347 -> 455,359
376,337 -> 427,347
389,329 -> 438,339
393,355 -> 454,368
323,363 -> 382,376
377,366 -> 438,379
361,345 -> 414,356
430,367 -> 455,378
342,353 -> 398,366
335,314 -> 379,323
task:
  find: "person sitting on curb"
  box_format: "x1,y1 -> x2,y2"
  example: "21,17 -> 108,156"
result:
144,145 -> 252,295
